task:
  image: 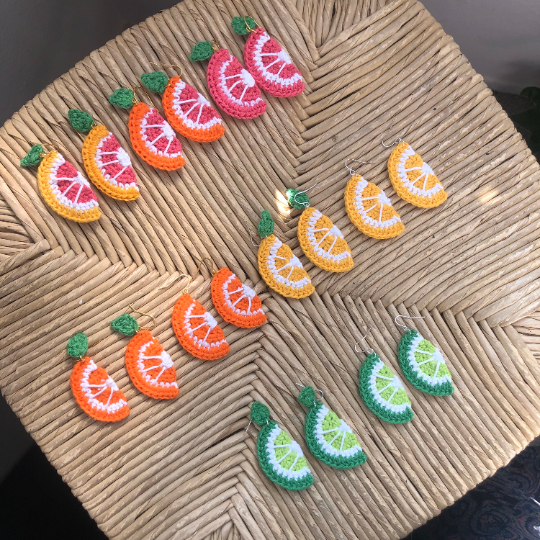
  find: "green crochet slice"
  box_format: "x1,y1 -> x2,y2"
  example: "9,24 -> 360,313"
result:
231,16 -> 257,36
286,188 -> 309,211
251,401 -> 314,491
110,314 -> 139,337
20,144 -> 44,167
141,71 -> 169,94
258,210 -> 274,238
190,41 -> 214,62
68,109 -> 94,133
298,386 -> 366,469
109,88 -> 135,109
398,329 -> 453,396
359,352 -> 413,424
67,332 -> 89,358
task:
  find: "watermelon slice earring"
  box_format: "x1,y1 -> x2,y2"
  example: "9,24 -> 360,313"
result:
140,63 -> 225,143
110,306 -> 179,400
297,385 -> 367,469
109,86 -> 185,171
247,401 -> 314,491
247,210 -> 314,298
67,332 -> 129,422
382,133 -> 447,208
343,158 -> 404,239
196,258 -> 267,328
356,331 -> 414,424
67,109 -> 139,201
20,142 -> 101,222
395,315 -> 454,396
190,40 -> 266,120
286,186 -> 353,272
231,16 -> 305,98
172,274 -> 230,361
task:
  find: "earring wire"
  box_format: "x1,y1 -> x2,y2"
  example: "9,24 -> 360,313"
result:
395,314 -> 425,330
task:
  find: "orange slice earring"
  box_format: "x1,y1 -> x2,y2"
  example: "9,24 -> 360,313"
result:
286,186 -> 353,273
109,87 -> 185,171
67,332 -> 129,422
172,274 -> 230,361
197,257 -> 266,328
344,158 -> 404,239
141,63 -> 225,143
20,142 -> 101,222
110,306 -> 179,400
67,109 -> 139,201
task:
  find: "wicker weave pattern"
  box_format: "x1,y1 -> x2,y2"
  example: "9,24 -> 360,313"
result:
1,0 -> 540,538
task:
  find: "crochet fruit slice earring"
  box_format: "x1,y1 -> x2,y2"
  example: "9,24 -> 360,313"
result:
109,87 -> 185,171
297,385 -> 367,469
110,307 -> 179,400
20,143 -> 101,222
395,315 -> 453,396
67,332 -> 129,422
172,274 -> 230,361
286,187 -> 353,272
248,401 -> 314,490
231,16 -> 304,98
356,333 -> 413,424
343,159 -> 404,239
255,210 -> 314,298
198,258 -> 266,328
140,65 -> 225,143
190,40 -> 266,120
67,109 -> 139,201
383,135 -> 447,208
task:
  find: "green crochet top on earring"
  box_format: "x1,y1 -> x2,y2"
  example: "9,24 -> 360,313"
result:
298,386 -> 366,469
250,401 -> 314,491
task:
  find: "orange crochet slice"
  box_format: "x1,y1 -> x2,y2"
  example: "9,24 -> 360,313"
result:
129,102 -> 185,171
388,141 -> 447,208
172,294 -> 230,360
211,267 -> 266,328
125,330 -> 179,399
344,174 -> 404,239
163,76 -> 225,143
70,357 -> 129,422
37,151 -> 101,222
82,124 -> 139,200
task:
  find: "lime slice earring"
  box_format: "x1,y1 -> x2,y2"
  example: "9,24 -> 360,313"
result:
297,385 -> 366,469
395,315 -> 454,396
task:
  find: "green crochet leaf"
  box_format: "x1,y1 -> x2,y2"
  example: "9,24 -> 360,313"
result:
68,109 -> 94,133
250,401 -> 270,425
67,332 -> 88,358
190,41 -> 214,62
20,144 -> 44,167
109,88 -> 135,109
286,188 -> 309,210
110,314 -> 139,337
258,210 -> 274,238
298,386 -> 316,407
141,71 -> 169,94
231,16 -> 257,36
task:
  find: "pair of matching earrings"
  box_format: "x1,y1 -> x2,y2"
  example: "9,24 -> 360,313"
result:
171,260 -> 266,361
356,315 -> 453,425
248,386 -> 367,491
190,16 -> 304,120
344,137 -> 447,240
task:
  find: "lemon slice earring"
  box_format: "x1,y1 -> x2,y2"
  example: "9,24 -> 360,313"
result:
395,315 -> 453,396
297,385 -> 367,469
383,134 -> 447,208
247,401 -> 314,491
286,186 -> 353,272
343,159 -> 404,239
356,332 -> 413,424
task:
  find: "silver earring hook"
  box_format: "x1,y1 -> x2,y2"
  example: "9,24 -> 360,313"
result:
395,314 -> 425,330
243,219 -> 260,247
292,183 -> 318,209
354,329 -> 373,355
315,388 -> 324,401
244,419 -> 252,434
381,117 -> 403,148
344,158 -> 374,175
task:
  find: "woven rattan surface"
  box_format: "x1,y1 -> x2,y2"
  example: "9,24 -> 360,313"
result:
1,0 -> 540,538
